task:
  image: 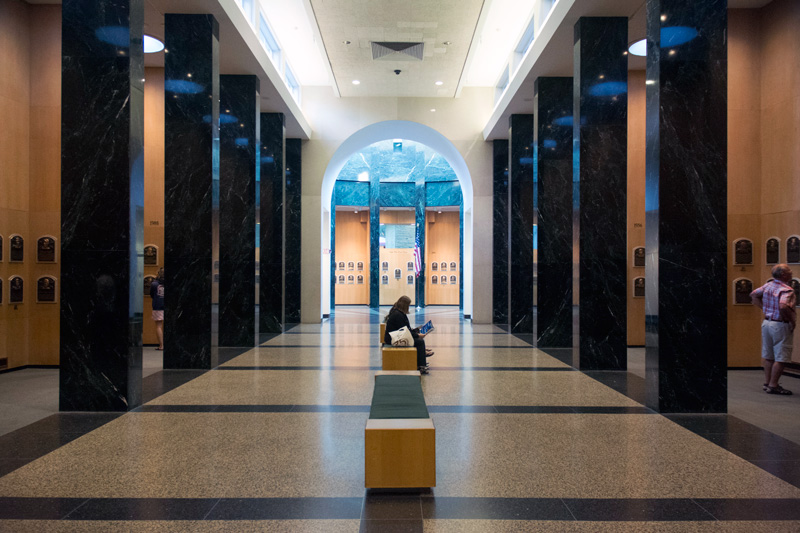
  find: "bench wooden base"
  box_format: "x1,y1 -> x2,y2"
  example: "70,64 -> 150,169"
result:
365,418 -> 436,488
379,323 -> 386,345
381,346 -> 418,371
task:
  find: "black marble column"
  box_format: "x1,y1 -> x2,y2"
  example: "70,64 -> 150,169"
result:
60,0 -> 144,411
645,0 -> 727,412
163,14 -> 219,369
284,138 -> 301,323
509,115 -> 534,333
219,75 -> 259,346
492,140 -> 509,324
573,17 -> 628,369
369,172 -> 380,309
535,77 -> 574,347
259,113 -> 284,337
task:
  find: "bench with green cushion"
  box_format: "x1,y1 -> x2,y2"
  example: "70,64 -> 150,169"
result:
365,372 -> 435,488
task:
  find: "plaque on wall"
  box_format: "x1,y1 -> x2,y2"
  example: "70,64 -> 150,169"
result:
381,275 -> 389,285
633,247 -> 645,267
431,275 -> 438,284
440,275 -> 447,285
733,238 -> 753,265
338,261 -> 345,270
440,262 -> 447,271
10,235 -> 23,262
733,278 -> 753,305
788,236 -> 800,264
450,262 -> 457,271
357,275 -> 364,284
431,262 -> 438,271
394,268 -> 401,279
214,260 -> 220,270
37,276 -> 56,303
407,275 -> 414,284
633,277 -> 645,298
338,275 -> 345,284
766,238 -> 780,264
357,262 -> 364,271
37,236 -> 56,263
348,261 -> 355,270
214,273 -> 219,282
144,245 -> 158,266
9,276 -> 23,303
0,278 -> 3,304
790,278 -> 800,306
347,275 -> 354,284
407,261 -> 414,271
0,234 -> 3,261
450,275 -> 457,284
144,275 -> 155,296
382,261 -> 389,271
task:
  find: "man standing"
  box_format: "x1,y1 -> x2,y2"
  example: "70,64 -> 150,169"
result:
751,264 -> 796,395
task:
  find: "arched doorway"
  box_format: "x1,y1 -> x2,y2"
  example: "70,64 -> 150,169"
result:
320,120 -> 473,316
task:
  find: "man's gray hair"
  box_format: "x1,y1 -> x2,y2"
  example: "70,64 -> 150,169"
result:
772,264 -> 791,279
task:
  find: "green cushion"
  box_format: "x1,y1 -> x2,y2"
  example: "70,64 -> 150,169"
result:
369,375 -> 430,419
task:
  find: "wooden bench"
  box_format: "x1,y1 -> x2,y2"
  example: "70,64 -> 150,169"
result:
365,372 -> 435,489
380,323 -> 418,370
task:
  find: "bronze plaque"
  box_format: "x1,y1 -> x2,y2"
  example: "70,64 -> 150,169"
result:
734,278 -> 753,305
394,268 -> 401,279
9,276 -> 23,303
348,261 -> 355,271
734,239 -> 753,265
633,247 -> 645,267
347,275 -> 354,284
381,275 -> 388,285
0,278 -> 3,304
450,275 -> 457,284
338,275 -> 345,284
37,236 -> 56,262
407,275 -> 414,284
0,235 -> 3,261
10,235 -> 23,262
788,236 -> 800,264
381,261 -> 389,271
357,275 -> 364,284
431,275 -> 437,284
450,262 -> 457,271
144,275 -> 155,296
357,262 -> 364,271
440,262 -> 447,271
440,275 -> 447,285
37,277 -> 56,303
144,245 -> 158,266
338,261 -> 345,270
633,277 -> 645,298
407,261 -> 414,271
431,262 -> 437,271
766,238 -> 780,264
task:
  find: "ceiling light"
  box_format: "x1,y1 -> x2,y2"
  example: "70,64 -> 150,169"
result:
442,41 -> 451,46
646,80 -> 656,85
143,35 -> 164,54
343,40 -> 351,45
358,171 -> 369,182
430,108 -> 436,112
352,80 -> 360,85
628,39 -> 646,57
435,81 -> 443,86
661,14 -> 667,22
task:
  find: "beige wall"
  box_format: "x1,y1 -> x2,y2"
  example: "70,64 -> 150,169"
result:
627,70 -> 646,346
299,86 -> 494,323
0,0 -> 60,369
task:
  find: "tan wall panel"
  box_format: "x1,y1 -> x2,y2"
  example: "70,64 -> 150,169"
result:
627,70 -> 646,346
335,211 -> 370,305
426,211 -> 459,306
0,0 -> 31,108
379,248 -> 416,306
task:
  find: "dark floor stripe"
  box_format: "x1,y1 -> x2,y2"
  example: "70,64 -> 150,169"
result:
1,496 -> 798,521
257,345 -> 537,349
217,366 -> 572,371
133,404 -> 655,414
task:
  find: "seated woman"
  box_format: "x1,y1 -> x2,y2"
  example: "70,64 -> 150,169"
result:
384,296 -> 433,374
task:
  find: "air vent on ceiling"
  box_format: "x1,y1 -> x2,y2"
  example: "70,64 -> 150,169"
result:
371,42 -> 424,61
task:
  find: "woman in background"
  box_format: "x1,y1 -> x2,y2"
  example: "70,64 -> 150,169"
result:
150,268 -> 165,350
384,295 -> 433,374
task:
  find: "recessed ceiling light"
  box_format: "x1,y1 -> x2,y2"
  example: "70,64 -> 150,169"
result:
343,40 -> 351,45
660,14 -> 667,21
435,81 -> 443,86
430,108 -> 436,112
646,80 -> 656,85
352,80 -> 361,85
442,41 -> 451,46
358,171 -> 369,182
669,49 -> 676,55
628,39 -> 646,57
143,35 -> 164,54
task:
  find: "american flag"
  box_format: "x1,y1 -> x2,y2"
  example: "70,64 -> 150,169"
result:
413,233 -> 422,276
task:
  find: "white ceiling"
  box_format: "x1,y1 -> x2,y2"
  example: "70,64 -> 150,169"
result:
308,0 -> 485,97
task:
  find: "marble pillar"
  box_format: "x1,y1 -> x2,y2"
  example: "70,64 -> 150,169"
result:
369,172 -> 380,309
509,115 -> 534,333
573,17 -> 628,369
219,75 -> 259,346
284,138 -> 301,323
259,113 -> 284,336
60,0 -> 144,411
535,77 -> 574,347
163,14 -> 219,369
492,140 -> 509,324
645,0 -> 727,412
415,178 -> 426,307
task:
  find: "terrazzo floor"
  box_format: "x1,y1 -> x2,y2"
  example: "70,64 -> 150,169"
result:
1,306 -> 799,531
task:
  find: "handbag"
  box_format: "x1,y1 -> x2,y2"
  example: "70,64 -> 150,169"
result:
389,326 -> 414,347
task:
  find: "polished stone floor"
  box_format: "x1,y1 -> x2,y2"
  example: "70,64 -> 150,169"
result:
1,307 -> 800,531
